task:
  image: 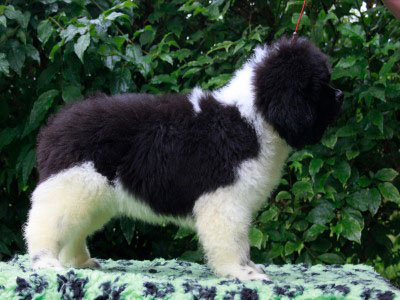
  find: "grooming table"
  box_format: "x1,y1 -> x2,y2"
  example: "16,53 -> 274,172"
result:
0,255 -> 399,299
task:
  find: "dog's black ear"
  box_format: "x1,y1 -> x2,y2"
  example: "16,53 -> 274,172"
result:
266,92 -> 317,149
253,37 -> 331,149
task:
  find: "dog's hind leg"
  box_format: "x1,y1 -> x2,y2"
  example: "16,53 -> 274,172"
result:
24,162 -> 116,269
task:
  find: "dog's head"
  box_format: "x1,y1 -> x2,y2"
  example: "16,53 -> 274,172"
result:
253,37 -> 343,149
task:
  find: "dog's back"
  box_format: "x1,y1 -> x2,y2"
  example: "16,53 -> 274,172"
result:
36,92 -> 260,215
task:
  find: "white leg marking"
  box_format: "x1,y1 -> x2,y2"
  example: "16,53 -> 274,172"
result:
194,190 -> 269,281
24,162 -> 116,269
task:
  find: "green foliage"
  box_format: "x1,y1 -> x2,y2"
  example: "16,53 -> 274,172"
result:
0,0 -> 399,287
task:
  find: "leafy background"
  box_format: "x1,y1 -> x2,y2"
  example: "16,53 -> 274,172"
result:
1,0 -> 399,287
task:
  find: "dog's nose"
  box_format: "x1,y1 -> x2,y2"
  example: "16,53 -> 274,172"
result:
335,89 -> 344,102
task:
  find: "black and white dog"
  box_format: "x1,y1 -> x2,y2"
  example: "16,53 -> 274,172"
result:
24,37 -> 343,280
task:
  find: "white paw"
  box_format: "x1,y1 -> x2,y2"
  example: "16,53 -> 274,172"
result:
247,261 -> 265,274
32,257 -> 63,270
79,258 -> 101,269
216,264 -> 270,281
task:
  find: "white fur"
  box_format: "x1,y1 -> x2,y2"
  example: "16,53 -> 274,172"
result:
188,86 -> 204,113
114,180 -> 195,229
24,45 -> 292,280
212,44 -> 268,135
193,122 -> 289,280
24,163 -> 194,269
24,162 -> 115,269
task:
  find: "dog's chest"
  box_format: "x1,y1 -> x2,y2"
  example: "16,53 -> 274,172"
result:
231,124 -> 290,212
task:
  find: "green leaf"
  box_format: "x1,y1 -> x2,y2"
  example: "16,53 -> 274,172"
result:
183,67 -> 201,78
375,168 -> 398,182
288,150 -> 313,162
173,49 -> 191,62
336,56 -> 357,68
49,42 -> 62,61
284,241 -> 303,255
62,84 -> 83,103
307,201 -> 335,225
378,183 -> 400,204
204,74 -> 231,89
0,53 -> 10,76
310,238 -> 332,252
249,227 -> 263,250
304,224 -> 327,242
346,190 -> 369,212
338,218 -> 362,243
309,158 -> 323,177
259,205 -> 279,223
126,44 -> 151,76
292,181 -> 313,199
332,66 -> 361,80
291,13 -> 310,29
25,44 -> 40,64
333,161 -> 351,185
37,60 -> 61,90
367,188 -> 381,216
293,220 -> 308,232
174,227 -> 195,240
7,40 -> 25,76
112,36 -> 126,50
369,111 -> 384,133
318,253 -> 344,264
346,149 -> 359,160
60,25 -> 86,42
275,191 -> 292,201
22,149 -> 35,185
180,250 -> 203,262
37,19 -> 53,44
0,15 -> 6,27
139,28 -> 155,46
379,53 -> 400,79
314,172 -> 330,193
110,68 -> 132,95
358,175 -> 372,188
5,6 -> 29,28
105,12 -> 126,21
160,53 -> 173,65
0,127 -> 17,150
119,217 -> 135,245
337,124 -> 357,137
268,243 -> 283,259
23,90 -> 59,137
321,133 -> 337,149
74,33 -> 90,62
151,74 -> 177,85
369,86 -> 385,102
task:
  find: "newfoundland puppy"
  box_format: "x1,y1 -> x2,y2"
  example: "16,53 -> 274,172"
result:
24,37 -> 343,280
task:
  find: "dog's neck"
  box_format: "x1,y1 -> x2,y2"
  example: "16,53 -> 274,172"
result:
212,46 -> 283,140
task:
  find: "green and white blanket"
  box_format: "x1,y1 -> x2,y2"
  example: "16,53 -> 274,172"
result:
0,255 -> 398,299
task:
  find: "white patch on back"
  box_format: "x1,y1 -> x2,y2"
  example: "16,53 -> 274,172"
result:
188,86 -> 204,113
212,45 -> 269,136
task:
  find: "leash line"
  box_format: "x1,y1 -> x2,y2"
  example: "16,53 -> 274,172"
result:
294,0 -> 307,35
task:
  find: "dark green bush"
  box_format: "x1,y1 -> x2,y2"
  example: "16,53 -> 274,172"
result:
1,0 -> 399,286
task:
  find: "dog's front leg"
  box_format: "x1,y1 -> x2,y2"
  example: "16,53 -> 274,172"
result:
193,193 -> 270,281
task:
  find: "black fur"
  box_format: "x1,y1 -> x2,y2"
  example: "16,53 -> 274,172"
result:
37,93 -> 259,216
36,37 -> 343,217
253,37 -> 343,149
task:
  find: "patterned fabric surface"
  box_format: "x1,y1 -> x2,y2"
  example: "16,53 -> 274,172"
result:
0,255 -> 399,299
